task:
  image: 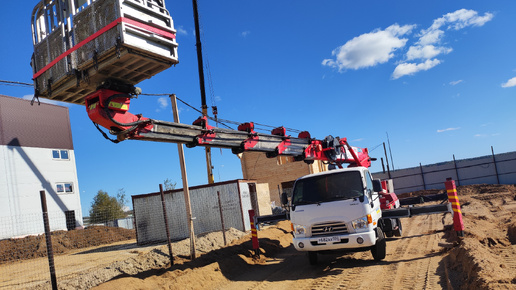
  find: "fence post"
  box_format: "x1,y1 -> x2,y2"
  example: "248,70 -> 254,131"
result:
39,190 -> 58,290
217,191 -> 227,246
491,146 -> 500,184
248,209 -> 260,257
445,178 -> 464,237
419,163 -> 426,190
159,184 -> 174,266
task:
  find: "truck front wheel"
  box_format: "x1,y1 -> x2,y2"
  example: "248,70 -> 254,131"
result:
371,227 -> 386,261
308,251 -> 318,265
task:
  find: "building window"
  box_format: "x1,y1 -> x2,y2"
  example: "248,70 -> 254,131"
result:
52,149 -> 70,160
56,182 -> 74,194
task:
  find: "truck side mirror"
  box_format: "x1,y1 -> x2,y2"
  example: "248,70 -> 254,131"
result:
373,179 -> 383,193
281,192 -> 288,206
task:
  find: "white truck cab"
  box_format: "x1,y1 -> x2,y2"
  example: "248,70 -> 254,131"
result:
287,166 -> 386,264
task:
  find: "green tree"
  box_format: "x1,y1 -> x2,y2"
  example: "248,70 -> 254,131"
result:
89,190 -> 126,223
164,178 -> 177,191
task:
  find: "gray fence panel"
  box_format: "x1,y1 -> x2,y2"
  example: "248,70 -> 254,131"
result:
133,180 -> 253,245
133,195 -> 169,244
373,151 -> 516,194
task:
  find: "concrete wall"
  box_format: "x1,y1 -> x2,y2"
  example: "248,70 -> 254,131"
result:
0,146 -> 83,239
372,151 -> 516,194
132,180 -> 255,245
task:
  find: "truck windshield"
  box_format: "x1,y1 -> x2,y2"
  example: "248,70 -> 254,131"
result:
292,171 -> 364,205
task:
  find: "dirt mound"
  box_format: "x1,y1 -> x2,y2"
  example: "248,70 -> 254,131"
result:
0,226 -> 135,264
445,186 -> 516,289
92,222 -> 290,290
397,183 -> 516,200
457,183 -> 516,196
56,227 -> 250,289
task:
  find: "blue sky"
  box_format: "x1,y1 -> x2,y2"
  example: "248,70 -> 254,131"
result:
1,1 -> 515,215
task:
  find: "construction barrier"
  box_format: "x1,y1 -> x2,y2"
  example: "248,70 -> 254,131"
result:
445,178 -> 465,237
248,210 -> 260,256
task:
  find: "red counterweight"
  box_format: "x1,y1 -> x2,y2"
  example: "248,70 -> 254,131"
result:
379,180 -> 400,210
85,89 -> 153,138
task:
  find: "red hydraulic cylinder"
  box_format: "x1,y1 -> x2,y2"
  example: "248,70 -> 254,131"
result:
248,210 -> 260,256
445,178 -> 464,237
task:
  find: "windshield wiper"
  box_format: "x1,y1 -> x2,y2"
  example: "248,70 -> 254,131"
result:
294,200 -> 320,206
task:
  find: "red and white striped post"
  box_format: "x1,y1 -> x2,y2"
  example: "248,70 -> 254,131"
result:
445,178 -> 464,237
248,210 -> 260,257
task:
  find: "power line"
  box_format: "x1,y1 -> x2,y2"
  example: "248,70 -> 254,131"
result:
0,80 -> 33,87
139,93 -> 304,134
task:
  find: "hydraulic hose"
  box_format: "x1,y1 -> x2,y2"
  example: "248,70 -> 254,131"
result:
102,93 -> 152,127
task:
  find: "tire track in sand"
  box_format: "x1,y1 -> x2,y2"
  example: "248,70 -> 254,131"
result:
388,214 -> 445,289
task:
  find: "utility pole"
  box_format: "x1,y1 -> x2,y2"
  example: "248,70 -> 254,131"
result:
192,0 -> 214,184
170,94 -> 196,258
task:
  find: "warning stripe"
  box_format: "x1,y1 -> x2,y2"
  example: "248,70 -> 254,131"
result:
33,17 -> 176,80
453,208 -> 462,214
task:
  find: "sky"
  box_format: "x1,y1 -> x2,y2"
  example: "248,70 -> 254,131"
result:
1,1 -> 515,215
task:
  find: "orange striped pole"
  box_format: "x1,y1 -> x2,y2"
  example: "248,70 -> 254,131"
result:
445,178 -> 464,237
249,210 -> 260,256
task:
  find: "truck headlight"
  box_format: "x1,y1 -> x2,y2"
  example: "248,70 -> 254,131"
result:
292,224 -> 306,237
351,216 -> 369,233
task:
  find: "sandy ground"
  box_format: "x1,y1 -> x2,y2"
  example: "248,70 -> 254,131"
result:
1,184 -> 515,289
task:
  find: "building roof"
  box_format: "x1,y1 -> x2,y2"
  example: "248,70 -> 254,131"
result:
0,95 -> 73,149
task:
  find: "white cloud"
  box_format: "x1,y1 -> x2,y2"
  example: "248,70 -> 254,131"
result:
449,80 -> 463,86
176,26 -> 188,35
418,29 -> 444,46
393,9 -> 493,79
322,24 -> 415,71
437,127 -> 460,133
240,31 -> 250,37
406,45 -> 452,61
322,9 -> 493,79
392,59 -> 441,79
474,133 -> 499,137
157,97 -> 168,110
501,77 -> 516,88
437,9 -> 494,31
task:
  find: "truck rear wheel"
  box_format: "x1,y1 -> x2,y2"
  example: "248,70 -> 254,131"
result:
371,227 -> 386,261
308,251 -> 318,265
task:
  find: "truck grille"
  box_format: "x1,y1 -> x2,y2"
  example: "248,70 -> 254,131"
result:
311,222 -> 348,237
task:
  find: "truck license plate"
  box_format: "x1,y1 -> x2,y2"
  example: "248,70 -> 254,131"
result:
317,236 -> 340,244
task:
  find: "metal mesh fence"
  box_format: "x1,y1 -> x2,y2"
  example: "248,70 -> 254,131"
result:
0,182 -> 254,289
0,208 -> 137,289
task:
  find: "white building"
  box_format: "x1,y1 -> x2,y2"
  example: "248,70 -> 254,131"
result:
0,95 -> 82,239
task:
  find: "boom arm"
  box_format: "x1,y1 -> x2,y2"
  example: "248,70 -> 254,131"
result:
85,89 -> 373,168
